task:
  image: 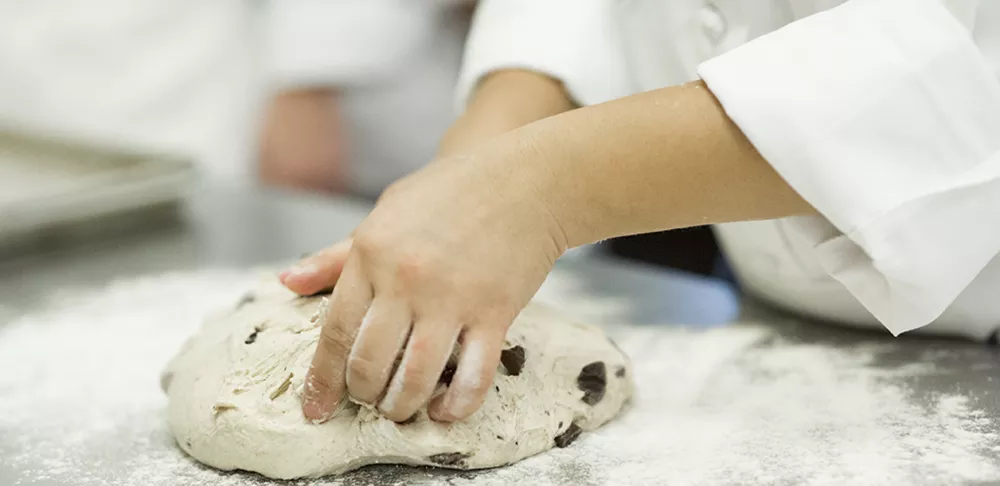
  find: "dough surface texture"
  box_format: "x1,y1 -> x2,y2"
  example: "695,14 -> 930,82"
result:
163,276 -> 634,479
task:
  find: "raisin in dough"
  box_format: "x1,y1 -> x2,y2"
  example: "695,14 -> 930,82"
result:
162,276 -> 634,479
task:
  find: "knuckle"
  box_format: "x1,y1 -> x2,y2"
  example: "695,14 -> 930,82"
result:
350,234 -> 381,261
394,252 -> 428,284
401,366 -> 437,396
306,367 -> 339,396
405,334 -> 429,354
347,355 -> 386,390
379,181 -> 403,201
397,381 -> 425,402
318,324 -> 354,356
380,175 -> 416,201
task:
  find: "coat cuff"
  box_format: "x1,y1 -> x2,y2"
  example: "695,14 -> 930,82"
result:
698,0 -> 1000,335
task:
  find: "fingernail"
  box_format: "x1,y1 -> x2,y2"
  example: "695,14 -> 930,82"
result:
302,374 -> 336,423
303,394 -> 336,423
305,404 -> 334,424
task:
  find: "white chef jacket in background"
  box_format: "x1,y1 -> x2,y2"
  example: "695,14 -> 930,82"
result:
265,0 -> 470,197
0,0 -> 466,195
0,0 -> 265,184
458,0 -> 1000,340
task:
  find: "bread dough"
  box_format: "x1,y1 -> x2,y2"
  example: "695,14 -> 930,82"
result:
162,276 -> 634,479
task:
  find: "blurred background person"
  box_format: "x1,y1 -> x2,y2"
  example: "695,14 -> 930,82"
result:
258,1 -> 474,199
256,0 -> 725,274
0,0 -> 264,184
0,0 -> 710,277
0,0 -> 471,198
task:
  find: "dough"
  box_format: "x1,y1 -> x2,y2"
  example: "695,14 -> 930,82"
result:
162,276 -> 634,479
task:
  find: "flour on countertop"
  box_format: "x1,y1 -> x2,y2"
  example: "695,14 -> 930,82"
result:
1,270 -> 998,486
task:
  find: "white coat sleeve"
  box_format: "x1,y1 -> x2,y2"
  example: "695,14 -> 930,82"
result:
264,0 -> 440,88
455,0 -> 633,109
697,0 -> 1000,335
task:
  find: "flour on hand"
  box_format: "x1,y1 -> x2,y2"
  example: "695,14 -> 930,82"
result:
162,276 -> 634,479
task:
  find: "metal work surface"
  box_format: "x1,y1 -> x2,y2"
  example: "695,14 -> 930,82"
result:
2,185 -> 999,485
0,128 -> 194,258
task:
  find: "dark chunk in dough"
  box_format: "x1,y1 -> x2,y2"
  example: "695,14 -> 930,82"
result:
427,452 -> 472,467
577,361 -> 607,405
244,329 -> 259,345
236,293 -> 255,309
439,362 -> 458,386
499,345 -> 526,376
615,366 -> 626,378
554,423 -> 583,448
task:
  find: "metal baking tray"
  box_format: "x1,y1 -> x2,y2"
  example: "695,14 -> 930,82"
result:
0,126 -> 196,257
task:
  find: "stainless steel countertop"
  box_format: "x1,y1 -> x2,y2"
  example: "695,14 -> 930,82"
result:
3,185 -> 999,485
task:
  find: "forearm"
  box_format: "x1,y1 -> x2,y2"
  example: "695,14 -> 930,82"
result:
258,88 -> 345,192
499,80 -> 815,247
437,69 -> 575,156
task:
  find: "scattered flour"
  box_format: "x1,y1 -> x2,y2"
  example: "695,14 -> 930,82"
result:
1,270 -> 998,486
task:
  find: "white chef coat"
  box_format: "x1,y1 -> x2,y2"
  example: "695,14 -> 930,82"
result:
0,0 -> 264,183
265,0 -> 470,197
457,0 -> 1000,340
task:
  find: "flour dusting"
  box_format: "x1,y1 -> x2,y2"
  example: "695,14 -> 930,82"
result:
1,270 -> 998,486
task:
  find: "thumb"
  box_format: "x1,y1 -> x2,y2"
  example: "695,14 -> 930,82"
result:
279,238 -> 353,295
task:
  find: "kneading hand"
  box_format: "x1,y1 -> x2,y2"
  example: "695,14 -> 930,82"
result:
280,151 -> 568,424
280,79 -> 812,425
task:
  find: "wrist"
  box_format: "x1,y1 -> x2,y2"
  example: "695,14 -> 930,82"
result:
466,128 -> 575,255
484,114 -> 611,250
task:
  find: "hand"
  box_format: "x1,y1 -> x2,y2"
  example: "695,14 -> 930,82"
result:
281,150 -> 569,423
258,89 -> 347,193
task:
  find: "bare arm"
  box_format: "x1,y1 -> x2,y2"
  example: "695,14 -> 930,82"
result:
481,80 -> 815,248
258,88 -> 346,193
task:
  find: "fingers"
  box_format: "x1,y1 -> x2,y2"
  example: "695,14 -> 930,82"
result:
280,239 -> 353,295
428,324 -> 505,422
378,319 -> 461,422
345,299 -> 412,405
301,259 -> 372,423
